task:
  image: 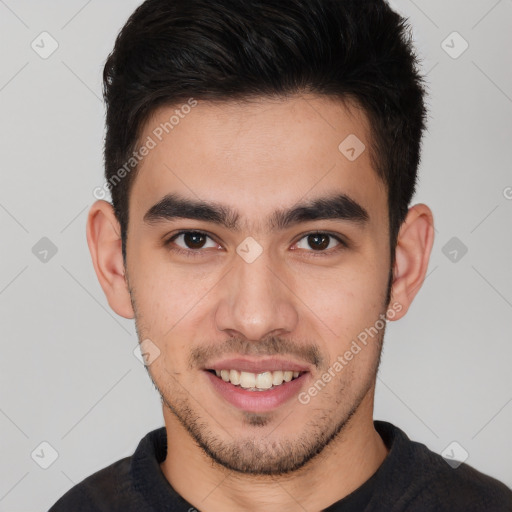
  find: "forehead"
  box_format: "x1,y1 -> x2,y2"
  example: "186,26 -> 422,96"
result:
129,94 -> 386,232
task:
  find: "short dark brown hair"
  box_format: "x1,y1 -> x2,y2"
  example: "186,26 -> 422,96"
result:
103,0 -> 427,265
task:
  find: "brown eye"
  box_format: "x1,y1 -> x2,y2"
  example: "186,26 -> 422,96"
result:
167,231 -> 218,253
182,232 -> 208,249
307,233 -> 330,250
295,232 -> 344,252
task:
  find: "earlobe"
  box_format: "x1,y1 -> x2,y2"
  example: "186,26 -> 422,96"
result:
388,203 -> 435,321
86,200 -> 135,319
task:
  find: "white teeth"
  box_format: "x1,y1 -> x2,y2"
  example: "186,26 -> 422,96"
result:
239,371 -> 256,389
229,369 -> 241,385
212,369 -> 302,389
255,372 -> 273,389
272,370 -> 284,386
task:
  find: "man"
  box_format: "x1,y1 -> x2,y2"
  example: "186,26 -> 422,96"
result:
49,0 -> 512,510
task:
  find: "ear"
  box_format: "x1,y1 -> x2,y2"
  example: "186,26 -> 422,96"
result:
86,200 -> 134,319
388,203 -> 434,320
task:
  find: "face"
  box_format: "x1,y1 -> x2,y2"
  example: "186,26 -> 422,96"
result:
124,95 -> 394,474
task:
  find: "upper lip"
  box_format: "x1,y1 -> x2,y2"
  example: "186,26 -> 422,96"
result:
204,357 -> 311,374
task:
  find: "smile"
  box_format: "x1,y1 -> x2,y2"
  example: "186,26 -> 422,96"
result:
209,369 -> 303,391
203,359 -> 311,413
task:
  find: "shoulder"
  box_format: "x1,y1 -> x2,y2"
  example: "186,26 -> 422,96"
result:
377,421 -> 512,511
372,420 -> 512,512
48,427 -> 167,511
48,456 -> 144,511
409,448 -> 512,511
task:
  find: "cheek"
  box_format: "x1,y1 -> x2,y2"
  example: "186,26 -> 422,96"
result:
131,249 -> 218,339
132,272 -> 205,376
292,260 -> 388,381
294,262 -> 386,334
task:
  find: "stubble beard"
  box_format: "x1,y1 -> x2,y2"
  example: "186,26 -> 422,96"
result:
127,272 -> 390,476
141,330 -> 385,476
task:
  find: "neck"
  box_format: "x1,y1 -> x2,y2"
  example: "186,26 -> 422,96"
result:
160,387 -> 388,512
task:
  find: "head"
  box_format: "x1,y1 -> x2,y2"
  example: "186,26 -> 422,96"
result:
87,0 -> 434,475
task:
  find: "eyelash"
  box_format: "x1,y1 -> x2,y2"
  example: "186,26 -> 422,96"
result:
163,230 -> 348,258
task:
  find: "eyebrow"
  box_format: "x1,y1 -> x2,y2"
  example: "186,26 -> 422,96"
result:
143,192 -> 369,232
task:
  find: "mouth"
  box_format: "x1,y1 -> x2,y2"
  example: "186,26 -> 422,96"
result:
206,368 -> 305,391
202,358 -> 311,413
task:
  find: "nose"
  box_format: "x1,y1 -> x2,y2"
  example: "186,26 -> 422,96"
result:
214,249 -> 299,342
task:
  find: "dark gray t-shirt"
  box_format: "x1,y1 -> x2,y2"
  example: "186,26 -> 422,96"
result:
48,420 -> 512,511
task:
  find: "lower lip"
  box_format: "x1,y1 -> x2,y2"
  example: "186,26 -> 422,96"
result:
204,371 -> 309,413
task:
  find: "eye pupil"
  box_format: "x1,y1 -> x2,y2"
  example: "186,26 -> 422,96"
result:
308,233 -> 329,251
184,232 -> 206,249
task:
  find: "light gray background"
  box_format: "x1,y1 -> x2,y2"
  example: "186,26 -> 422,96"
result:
0,0 -> 511,510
